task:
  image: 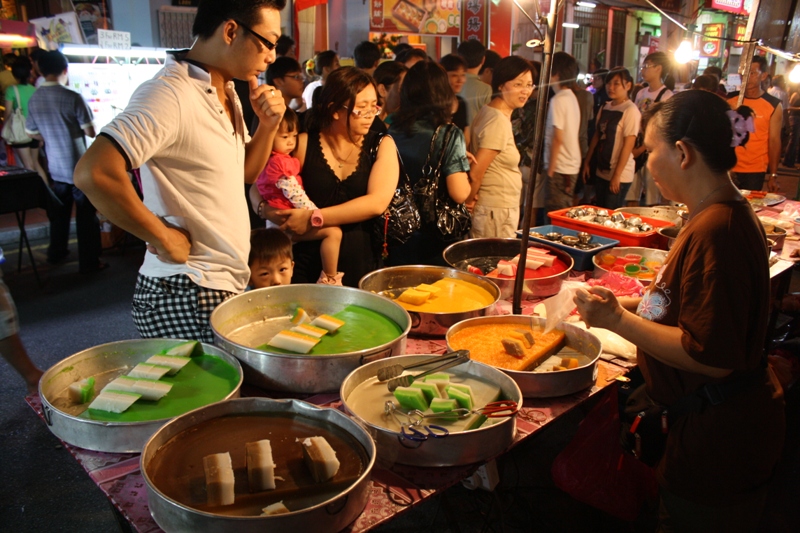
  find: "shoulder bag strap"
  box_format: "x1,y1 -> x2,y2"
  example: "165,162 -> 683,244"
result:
371,131 -> 410,188
13,85 -> 22,111
654,87 -> 668,103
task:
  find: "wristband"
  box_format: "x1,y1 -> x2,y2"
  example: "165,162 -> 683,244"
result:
311,209 -> 324,227
768,173 -> 778,179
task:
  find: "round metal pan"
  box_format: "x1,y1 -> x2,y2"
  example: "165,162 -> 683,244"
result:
341,355 -> 521,467
358,265 -> 501,337
210,284 -> 411,393
442,238 -> 574,300
446,316 -> 602,398
39,339 -> 242,453
141,398 -> 375,533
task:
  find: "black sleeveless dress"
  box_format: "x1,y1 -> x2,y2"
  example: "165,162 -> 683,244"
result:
291,128 -> 381,287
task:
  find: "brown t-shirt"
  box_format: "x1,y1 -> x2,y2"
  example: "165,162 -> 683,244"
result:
635,199 -> 784,505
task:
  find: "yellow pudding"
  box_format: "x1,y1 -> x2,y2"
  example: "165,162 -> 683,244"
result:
388,278 -> 495,313
449,324 -> 566,371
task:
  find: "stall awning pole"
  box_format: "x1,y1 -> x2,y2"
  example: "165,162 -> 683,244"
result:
512,0 -> 561,314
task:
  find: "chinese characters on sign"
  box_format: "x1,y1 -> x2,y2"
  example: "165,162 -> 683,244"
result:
98,29 -> 131,50
461,0 -> 488,43
369,0 -> 460,36
708,0 -> 751,15
700,23 -> 724,57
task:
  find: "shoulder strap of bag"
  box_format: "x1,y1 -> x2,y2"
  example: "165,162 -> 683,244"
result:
371,131 -> 410,188
12,85 -> 22,112
654,87 -> 668,103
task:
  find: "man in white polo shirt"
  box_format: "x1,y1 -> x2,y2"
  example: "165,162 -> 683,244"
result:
74,0 -> 287,342
543,52 -> 582,216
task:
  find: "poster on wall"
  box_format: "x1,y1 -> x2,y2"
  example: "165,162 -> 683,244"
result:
369,0 -> 460,36
700,23 -> 724,57
31,12 -> 86,50
73,1 -> 112,44
0,0 -> 19,20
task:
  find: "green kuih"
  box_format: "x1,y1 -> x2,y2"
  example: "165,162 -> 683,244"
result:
446,385 -> 474,410
423,372 -> 451,383
165,340 -> 203,357
429,398 -> 460,420
68,376 -> 96,404
410,382 -> 441,402
393,386 -> 430,411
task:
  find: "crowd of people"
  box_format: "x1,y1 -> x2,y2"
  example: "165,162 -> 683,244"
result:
0,1 -> 792,530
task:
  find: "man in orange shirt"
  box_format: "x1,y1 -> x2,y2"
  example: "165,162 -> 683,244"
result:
727,55 -> 782,192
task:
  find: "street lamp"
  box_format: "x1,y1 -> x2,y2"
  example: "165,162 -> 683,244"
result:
674,40 -> 693,64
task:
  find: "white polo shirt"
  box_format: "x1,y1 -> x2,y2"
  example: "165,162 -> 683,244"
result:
544,88 -> 582,175
101,52 -> 252,293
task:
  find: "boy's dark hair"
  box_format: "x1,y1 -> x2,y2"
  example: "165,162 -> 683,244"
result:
692,74 -> 718,92
249,228 -> 293,266
281,107 -> 299,133
11,56 -> 32,85
2,53 -> 16,69
642,51 -> 671,82
394,60 -> 454,133
354,41 -> 381,69
551,51 -> 578,87
491,56 -> 536,94
479,50 -> 502,74
38,51 -> 68,77
275,35 -> 295,56
192,0 -> 287,40
395,48 -> 427,65
29,48 -> 45,64
457,39 -> 486,69
314,50 -> 338,75
439,53 -> 467,73
266,56 -> 302,85
703,65 -> 722,83
392,43 -> 413,56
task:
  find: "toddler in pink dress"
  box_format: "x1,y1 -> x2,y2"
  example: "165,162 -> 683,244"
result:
256,109 -> 343,284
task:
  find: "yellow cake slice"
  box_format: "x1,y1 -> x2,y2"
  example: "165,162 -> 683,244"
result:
449,324 -> 566,371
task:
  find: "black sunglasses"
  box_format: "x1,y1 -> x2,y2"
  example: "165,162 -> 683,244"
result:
234,20 -> 276,51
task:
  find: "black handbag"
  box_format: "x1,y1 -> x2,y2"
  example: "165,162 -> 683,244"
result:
413,124 -> 471,242
371,133 -> 421,258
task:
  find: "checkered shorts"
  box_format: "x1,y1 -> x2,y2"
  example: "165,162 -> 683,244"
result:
131,274 -> 235,344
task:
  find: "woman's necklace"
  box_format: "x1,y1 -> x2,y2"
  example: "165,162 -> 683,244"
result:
690,182 -> 729,220
325,135 -> 357,169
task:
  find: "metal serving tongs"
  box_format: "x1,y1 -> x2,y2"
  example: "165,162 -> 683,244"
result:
404,400 -> 520,423
383,350 -> 470,392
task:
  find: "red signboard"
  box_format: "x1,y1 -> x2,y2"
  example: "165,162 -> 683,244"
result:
461,0 -> 488,43
707,0 -> 751,15
732,23 -> 746,48
700,23 -> 725,57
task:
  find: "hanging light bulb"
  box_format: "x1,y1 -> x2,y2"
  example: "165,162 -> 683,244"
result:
790,63 -> 800,84
674,40 -> 693,64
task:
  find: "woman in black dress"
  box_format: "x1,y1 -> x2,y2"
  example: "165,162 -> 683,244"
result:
253,67 -> 399,286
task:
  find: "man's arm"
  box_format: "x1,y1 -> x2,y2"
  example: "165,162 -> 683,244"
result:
74,137 -> 190,263
547,126 -> 564,178
243,78 -> 286,183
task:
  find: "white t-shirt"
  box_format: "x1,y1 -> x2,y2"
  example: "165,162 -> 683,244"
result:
101,53 -> 252,293
302,79 -> 322,110
596,99 -> 640,184
544,88 -> 582,175
634,85 -> 673,115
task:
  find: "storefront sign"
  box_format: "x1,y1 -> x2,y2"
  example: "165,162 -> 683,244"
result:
700,23 -> 724,57
707,0 -> 751,15
461,0 -> 488,42
369,0 -> 460,36
650,0 -> 682,13
732,23 -> 746,48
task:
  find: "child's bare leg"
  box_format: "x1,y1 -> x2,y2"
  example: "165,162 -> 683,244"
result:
293,226 -> 342,276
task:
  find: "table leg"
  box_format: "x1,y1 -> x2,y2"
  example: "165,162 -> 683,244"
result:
14,210 -> 42,286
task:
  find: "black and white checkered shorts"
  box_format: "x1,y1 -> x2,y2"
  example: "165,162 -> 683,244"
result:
131,274 -> 235,344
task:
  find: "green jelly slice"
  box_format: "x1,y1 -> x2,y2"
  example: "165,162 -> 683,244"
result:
446,385 -> 474,410
393,386 -> 429,411
165,340 -> 202,357
410,382 -> 441,402
423,372 -> 451,383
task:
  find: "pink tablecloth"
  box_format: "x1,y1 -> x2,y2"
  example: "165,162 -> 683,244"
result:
758,199 -> 800,261
26,338 -> 630,532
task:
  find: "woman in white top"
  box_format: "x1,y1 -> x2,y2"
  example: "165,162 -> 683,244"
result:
301,50 -> 339,110
582,67 -> 641,209
468,56 -> 535,238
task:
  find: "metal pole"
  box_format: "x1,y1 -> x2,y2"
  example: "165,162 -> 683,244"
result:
512,0 -> 560,314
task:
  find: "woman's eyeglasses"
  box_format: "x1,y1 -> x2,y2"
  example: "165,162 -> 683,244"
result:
234,20 -> 276,51
343,105 -> 382,118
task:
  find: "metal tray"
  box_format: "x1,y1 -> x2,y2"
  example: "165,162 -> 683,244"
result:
39,339 -> 242,453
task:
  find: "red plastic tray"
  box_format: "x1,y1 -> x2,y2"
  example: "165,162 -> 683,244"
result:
547,205 -> 674,248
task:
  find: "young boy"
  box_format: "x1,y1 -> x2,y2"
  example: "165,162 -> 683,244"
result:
248,228 -> 294,289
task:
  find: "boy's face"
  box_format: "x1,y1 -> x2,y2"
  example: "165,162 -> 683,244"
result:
250,257 -> 294,288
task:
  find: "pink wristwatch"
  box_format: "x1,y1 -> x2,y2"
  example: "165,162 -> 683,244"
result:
311,209 -> 324,227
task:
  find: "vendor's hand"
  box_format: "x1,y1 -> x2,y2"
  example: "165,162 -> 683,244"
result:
609,175 -> 621,194
546,167 -> 554,179
465,197 -> 477,213
581,164 -> 590,183
250,78 -> 285,126
767,176 -> 780,193
276,208 -> 313,235
148,225 -> 191,264
573,286 -> 624,332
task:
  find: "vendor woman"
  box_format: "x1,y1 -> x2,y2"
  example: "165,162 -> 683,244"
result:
574,90 -> 784,531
